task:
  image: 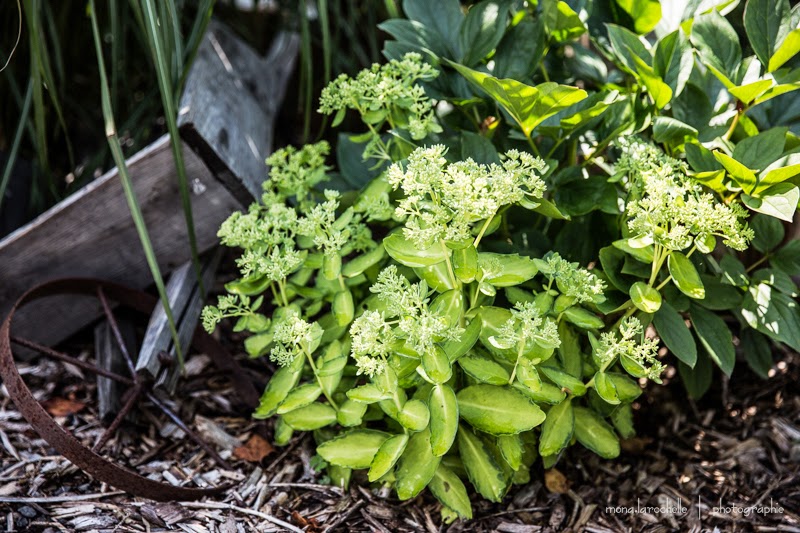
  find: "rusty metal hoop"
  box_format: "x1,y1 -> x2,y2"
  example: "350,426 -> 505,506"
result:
0,278 -> 260,501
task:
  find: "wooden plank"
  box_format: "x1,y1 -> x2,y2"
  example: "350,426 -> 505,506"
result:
178,21 -> 299,203
94,316 -> 137,421
0,135 -> 241,348
136,250 -> 221,388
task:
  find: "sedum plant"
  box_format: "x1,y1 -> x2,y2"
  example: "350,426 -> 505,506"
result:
204,0 -> 800,521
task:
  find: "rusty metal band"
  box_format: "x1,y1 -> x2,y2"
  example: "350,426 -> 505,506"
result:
0,278 -> 260,501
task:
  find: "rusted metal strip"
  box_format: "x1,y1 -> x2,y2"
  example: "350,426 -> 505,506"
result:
0,278 -> 260,501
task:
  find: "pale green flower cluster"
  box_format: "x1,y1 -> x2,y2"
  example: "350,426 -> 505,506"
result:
387,145 -> 547,248
596,317 -> 663,381
201,294 -> 261,334
616,139 -> 753,251
318,52 -> 441,142
361,265 -> 463,361
218,202 -> 305,284
496,302 -> 560,352
264,141 -> 330,207
349,310 -> 394,377
543,253 -> 606,303
270,312 -> 322,367
297,190 -> 371,257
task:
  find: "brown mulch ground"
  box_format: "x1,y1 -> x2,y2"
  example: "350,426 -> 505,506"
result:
0,330 -> 798,532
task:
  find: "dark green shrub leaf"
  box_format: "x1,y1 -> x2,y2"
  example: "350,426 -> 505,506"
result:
690,10 -> 742,78
653,301 -> 697,367
773,240 -> 800,275
741,283 -> 800,351
402,0 -> 464,57
690,304 -> 735,376
678,354 -> 712,399
459,0 -> 510,66
740,328 -> 774,379
652,116 -> 697,144
494,16 -> 546,79
732,127 -> 786,170
743,0 -> 791,70
654,29 -> 693,96
605,24 -> 650,73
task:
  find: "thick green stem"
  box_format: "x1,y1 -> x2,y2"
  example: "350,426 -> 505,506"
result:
305,349 -> 339,410
472,213 -> 496,249
439,240 -> 458,287
508,341 -> 525,385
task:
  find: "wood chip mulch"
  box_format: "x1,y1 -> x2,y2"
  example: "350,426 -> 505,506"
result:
0,337 -> 797,533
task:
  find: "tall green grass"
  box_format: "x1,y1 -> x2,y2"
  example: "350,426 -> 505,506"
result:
89,0 -> 185,366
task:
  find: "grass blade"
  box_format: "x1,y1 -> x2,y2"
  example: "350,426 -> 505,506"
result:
138,0 -> 205,296
22,0 -> 74,178
178,0 -> 215,92
88,0 -> 185,366
299,0 -> 313,142
0,80 -> 32,212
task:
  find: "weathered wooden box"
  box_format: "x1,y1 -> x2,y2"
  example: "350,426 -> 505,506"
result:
0,21 -> 298,348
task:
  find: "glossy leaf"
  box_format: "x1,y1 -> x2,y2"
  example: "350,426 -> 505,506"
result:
448,61 -> 587,138
457,385 -> 546,435
630,281 -> 662,313
429,464 -> 473,519
573,407 -> 620,459
383,232 -> 448,267
458,425 -> 507,502
539,398 -> 574,457
283,403 -> 337,430
395,428 -> 441,500
368,434 -> 409,482
429,384 -> 459,456
318,430 -> 390,469
690,304 -> 735,376
668,252 -> 706,299
459,0 -> 510,66
653,301 -> 698,367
